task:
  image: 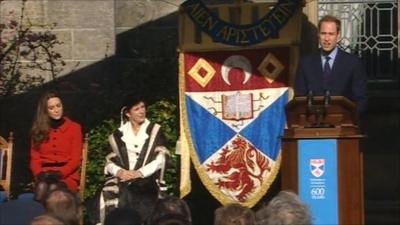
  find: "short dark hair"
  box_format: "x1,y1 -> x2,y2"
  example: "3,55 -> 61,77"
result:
120,94 -> 147,123
148,196 -> 192,225
104,208 -> 142,225
149,214 -> 192,225
318,15 -> 341,33
122,94 -> 147,111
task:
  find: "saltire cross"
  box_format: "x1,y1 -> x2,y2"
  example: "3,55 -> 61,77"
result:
179,47 -> 291,207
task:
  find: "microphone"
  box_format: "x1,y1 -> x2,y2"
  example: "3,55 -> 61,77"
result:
307,90 -> 313,108
324,90 -> 331,107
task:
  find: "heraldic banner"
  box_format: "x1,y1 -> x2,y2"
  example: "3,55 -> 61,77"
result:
179,47 -> 291,207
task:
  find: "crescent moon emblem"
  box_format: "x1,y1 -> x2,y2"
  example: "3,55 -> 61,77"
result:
221,55 -> 252,85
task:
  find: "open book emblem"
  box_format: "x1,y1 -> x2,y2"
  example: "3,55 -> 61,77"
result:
222,92 -> 254,121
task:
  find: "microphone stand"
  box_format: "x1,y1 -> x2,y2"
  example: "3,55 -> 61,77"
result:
306,90 -> 334,128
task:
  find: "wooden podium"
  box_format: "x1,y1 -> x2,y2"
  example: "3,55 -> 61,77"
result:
281,96 -> 364,225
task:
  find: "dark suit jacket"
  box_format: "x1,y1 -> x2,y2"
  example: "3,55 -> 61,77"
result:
295,49 -> 368,112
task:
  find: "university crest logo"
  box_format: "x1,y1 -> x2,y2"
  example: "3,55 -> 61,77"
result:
179,47 -> 290,206
310,159 -> 325,178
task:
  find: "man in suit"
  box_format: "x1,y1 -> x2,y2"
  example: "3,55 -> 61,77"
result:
295,15 -> 367,113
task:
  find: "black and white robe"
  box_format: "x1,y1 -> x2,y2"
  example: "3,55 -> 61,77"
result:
98,120 -> 168,223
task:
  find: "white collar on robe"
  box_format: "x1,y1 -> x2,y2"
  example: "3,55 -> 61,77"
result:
118,119 -> 150,152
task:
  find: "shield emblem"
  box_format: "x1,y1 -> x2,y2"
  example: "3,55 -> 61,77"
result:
310,159 -> 325,178
180,47 -> 290,207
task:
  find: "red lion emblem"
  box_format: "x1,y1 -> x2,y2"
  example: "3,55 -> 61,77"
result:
206,136 -> 271,202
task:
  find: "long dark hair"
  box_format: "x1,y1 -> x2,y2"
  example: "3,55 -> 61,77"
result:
31,90 -> 62,149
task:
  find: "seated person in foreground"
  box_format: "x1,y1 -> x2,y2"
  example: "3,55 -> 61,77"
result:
148,196 -> 192,225
30,214 -> 65,225
44,188 -> 80,225
104,208 -> 142,225
255,190 -> 312,225
214,203 -> 255,225
98,95 -> 170,224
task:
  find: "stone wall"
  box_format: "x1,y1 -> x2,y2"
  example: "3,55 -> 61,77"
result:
0,0 -> 183,121
0,0 -> 185,77
1,0 -> 115,79
0,0 -> 183,196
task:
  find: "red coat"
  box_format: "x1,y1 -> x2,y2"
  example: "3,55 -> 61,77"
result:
30,117 -> 83,192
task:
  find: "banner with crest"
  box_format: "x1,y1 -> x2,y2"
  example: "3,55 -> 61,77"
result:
179,47 -> 290,206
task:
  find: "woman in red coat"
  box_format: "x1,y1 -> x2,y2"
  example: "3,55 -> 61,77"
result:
30,91 -> 82,201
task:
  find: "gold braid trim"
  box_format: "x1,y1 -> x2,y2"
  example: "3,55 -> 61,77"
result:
179,52 -> 192,198
178,51 -> 283,207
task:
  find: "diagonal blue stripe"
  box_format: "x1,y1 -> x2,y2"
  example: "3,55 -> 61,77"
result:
240,91 -> 288,160
186,96 -> 236,163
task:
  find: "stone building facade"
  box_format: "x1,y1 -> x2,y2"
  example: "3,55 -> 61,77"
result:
0,0 -> 398,224
0,0 -> 182,79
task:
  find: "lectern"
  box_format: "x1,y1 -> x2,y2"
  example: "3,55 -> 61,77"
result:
281,96 -> 364,225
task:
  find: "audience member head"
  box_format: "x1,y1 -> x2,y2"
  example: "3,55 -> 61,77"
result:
255,190 -> 312,225
148,196 -> 192,225
214,203 -> 255,225
149,215 -> 191,225
44,188 -> 80,225
104,208 -> 142,225
30,214 -> 65,225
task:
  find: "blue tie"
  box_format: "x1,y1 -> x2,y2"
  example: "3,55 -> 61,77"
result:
323,56 -> 331,80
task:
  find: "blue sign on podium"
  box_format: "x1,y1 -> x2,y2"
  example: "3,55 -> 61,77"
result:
298,139 -> 338,225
